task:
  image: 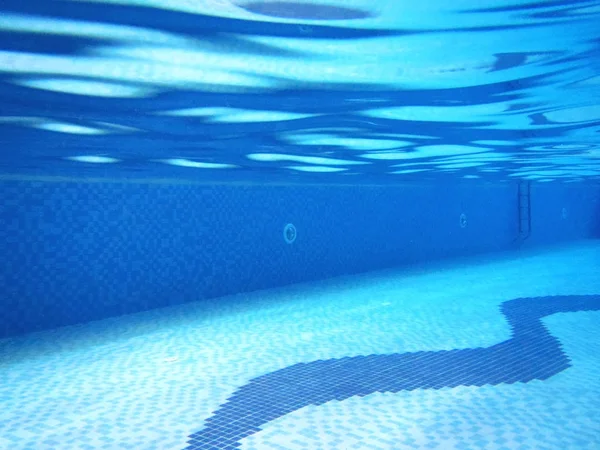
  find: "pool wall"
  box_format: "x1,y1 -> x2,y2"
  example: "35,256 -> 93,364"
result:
0,180 -> 598,338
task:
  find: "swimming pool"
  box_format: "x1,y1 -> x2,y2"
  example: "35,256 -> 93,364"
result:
1,1 -> 600,449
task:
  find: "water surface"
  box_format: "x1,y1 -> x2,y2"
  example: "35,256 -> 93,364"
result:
0,0 -> 599,183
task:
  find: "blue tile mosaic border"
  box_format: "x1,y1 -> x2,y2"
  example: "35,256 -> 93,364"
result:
184,294 -> 600,449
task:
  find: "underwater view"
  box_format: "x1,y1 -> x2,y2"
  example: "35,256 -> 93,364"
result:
1,1 -> 600,449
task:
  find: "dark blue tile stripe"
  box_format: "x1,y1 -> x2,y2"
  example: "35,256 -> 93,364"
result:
184,295 -> 600,449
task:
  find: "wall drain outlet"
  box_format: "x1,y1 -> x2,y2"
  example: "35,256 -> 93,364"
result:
459,213 -> 468,228
561,207 -> 568,220
283,223 -> 297,244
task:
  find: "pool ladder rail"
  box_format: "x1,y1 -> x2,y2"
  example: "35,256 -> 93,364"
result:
518,180 -> 532,241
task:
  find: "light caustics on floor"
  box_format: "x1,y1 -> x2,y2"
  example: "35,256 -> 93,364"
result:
1,241 -> 599,449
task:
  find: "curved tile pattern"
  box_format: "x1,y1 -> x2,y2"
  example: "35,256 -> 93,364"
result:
185,294 -> 600,449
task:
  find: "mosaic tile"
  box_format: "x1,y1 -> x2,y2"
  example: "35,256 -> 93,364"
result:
186,294 -> 600,449
4,178 -> 582,339
1,243 -> 599,449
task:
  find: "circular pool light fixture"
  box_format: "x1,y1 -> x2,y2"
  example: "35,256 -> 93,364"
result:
459,213 -> 468,228
283,223 -> 297,244
238,1 -> 372,20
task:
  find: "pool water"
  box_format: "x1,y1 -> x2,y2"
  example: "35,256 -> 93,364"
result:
1,1 -> 600,449
2,240 -> 599,450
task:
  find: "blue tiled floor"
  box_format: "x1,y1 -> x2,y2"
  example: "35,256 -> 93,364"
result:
1,241 -> 600,449
184,295 -> 600,449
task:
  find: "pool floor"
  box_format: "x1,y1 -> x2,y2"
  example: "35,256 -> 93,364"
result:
1,240 -> 600,449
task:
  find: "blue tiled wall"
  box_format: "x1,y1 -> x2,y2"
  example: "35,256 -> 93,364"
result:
527,182 -> 600,245
0,179 -> 598,338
